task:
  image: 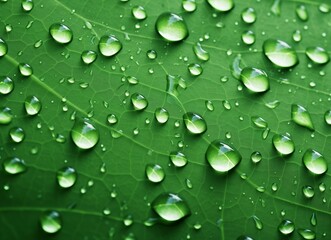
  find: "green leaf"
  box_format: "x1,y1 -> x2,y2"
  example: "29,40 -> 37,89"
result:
1,0 -> 331,239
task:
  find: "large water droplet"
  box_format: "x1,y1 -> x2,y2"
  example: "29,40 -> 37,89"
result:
241,8 -> 256,24
278,219 -> 295,235
240,67 -> 269,93
49,23 -> 73,44
305,47 -> 329,64
170,151 -> 188,167
131,93 -> 148,110
302,185 -> 314,198
3,157 -> 27,174
0,76 -> 14,95
242,30 -> 255,45
19,63 -> 33,76
71,118 -> 99,150
155,107 -> 169,124
9,127 -> 25,143
193,42 -> 209,61
263,39 -> 298,68
57,167 -> 77,188
22,0 -> 34,12
272,133 -> 295,155
302,149 -> 327,175
206,141 -> 241,173
40,211 -> 62,233
155,13 -> 188,42
25,95 -> 41,115
207,0 -> 234,12
0,107 -> 13,124
298,229 -> 316,240
145,164 -> 165,183
296,5 -> 308,21
182,0 -> 197,12
98,35 -> 122,57
291,104 -> 314,130
81,50 -> 97,65
183,112 -> 207,134
132,6 -> 147,20
0,38 -> 8,57
152,193 -> 190,222
188,63 -> 203,76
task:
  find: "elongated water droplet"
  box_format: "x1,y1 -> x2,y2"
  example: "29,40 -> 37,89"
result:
25,95 -> 41,115
230,54 -> 243,80
132,6 -> 147,20
182,0 -> 197,12
265,100 -> 280,109
271,0 -> 281,16
207,0 -> 234,12
0,107 -> 13,124
271,182 -> 278,192
3,157 -> 27,174
251,116 -> 267,128
240,67 -> 269,93
291,104 -> 314,130
0,38 -> 8,58
206,141 -> 242,173
242,30 -> 255,45
263,39 -> 298,68
188,63 -> 203,76
310,213 -> 317,226
98,35 -> 122,57
155,12 -> 188,42
272,133 -> 295,155
298,229 -> 316,240
305,47 -> 329,64
126,76 -> 138,85
144,218 -> 158,227
107,114 -> 118,125
40,211 -> 62,233
185,178 -> 193,189
302,185 -> 314,198
34,39 -> 43,48
71,118 -> 99,150
152,193 -> 190,222
22,0 -> 33,12
0,76 -> 14,95
278,219 -> 294,235
9,127 -> 25,143
324,110 -> 331,125
183,112 -> 207,135
155,107 -> 169,124
319,4 -> 330,13
296,5 -> 308,21
49,23 -> 73,44
241,8 -> 256,24
252,215 -> 263,230
251,151 -> 262,163
292,30 -> 302,42
131,93 -> 148,110
146,164 -> 165,183
170,151 -> 187,167
205,100 -> 214,111
19,63 -> 33,76
147,49 -> 157,60
81,50 -> 97,65
57,167 -> 77,188
193,42 -> 209,61
302,149 -> 327,175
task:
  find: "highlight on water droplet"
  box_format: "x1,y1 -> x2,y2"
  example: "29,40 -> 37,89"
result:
240,67 -> 269,93
145,164 -> 165,183
98,35 -> 122,57
81,50 -> 97,65
25,95 -> 41,115
241,8 -> 256,24
3,157 -> 27,174
207,0 -> 234,12
9,127 -> 25,143
0,38 -> 8,57
296,5 -> 308,21
278,219 -> 295,235
272,133 -> 295,155
302,149 -> 327,175
155,107 -> 169,124
49,23 -> 73,44
19,63 -> 33,76
57,167 -> 77,188
242,30 -> 255,45
131,93 -> 148,110
21,0 -> 34,12
40,210 -> 62,233
305,47 -> 329,65
183,112 -> 207,135
193,42 -> 209,61
170,151 -> 188,167
182,0 -> 197,12
132,6 -> 147,20
71,118 -> 99,150
0,76 -> 14,95
291,104 -> 314,130
188,63 -> 203,76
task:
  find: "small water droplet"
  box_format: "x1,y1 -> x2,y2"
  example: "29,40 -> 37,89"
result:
3,157 -> 27,174
107,114 -> 118,125
252,215 -> 263,230
302,185 -> 314,198
242,30 -> 255,45
291,104 -> 314,130
278,219 -> 294,235
0,76 -> 14,95
305,47 -> 329,64
81,50 -> 97,65
9,127 -> 25,143
271,182 -> 278,192
132,6 -> 147,20
303,149 -> 327,175
271,0 -> 281,16
292,30 -> 302,42
241,8 -> 256,24
131,93 -> 148,110
207,0 -> 234,12
21,0 -> 34,12
265,100 -> 280,109
237,236 -> 254,240
0,107 -> 13,124
188,63 -> 203,76
319,4 -> 330,13
155,107 -> 169,124
182,0 -> 197,12
5,24 -> 12,33
57,167 -> 77,188
185,178 -> 193,189
298,229 -> 316,240
296,5 -> 308,21
170,151 -> 188,167
25,95 -> 41,115
49,23 -> 73,44
205,100 -> 214,111
71,118 -> 99,150
19,63 -> 33,76
193,42 -> 209,61
251,116 -> 268,128
272,133 -> 295,155
240,67 -> 269,93
183,112 -> 207,135
147,49 -> 157,60
34,39 -> 43,48
146,164 -> 165,183
40,211 -> 62,233
98,35 -> 122,57
310,213 -> 317,226
251,151 -> 262,163
319,182 -> 326,192
324,110 -> 331,125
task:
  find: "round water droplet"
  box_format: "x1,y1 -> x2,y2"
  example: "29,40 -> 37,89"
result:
263,39 -> 298,68
5,24 -> 12,33
193,43 -> 209,61
170,151 -> 187,167
182,0 -> 197,12
22,0 -> 34,12
25,95 -> 41,115
272,133 -> 295,155
0,107 -> 13,124
132,6 -> 147,20
242,30 -> 255,45
40,211 -> 62,233
302,185 -> 314,198
240,67 -> 269,93
0,76 -> 14,95
296,5 -> 308,21
147,49 -> 157,60
305,47 -> 329,64
324,110 -> 331,125
123,215 -> 133,226
19,63 -> 33,76
107,114 -> 118,125
278,219 -> 294,235
188,63 -> 203,76
302,149 -> 327,175
251,151 -> 262,163
146,164 -> 165,183
155,12 -> 189,42
183,112 -> 207,135
131,93 -> 148,110
206,141 -> 242,173
152,193 -> 190,222
207,0 -> 234,12
98,35 -> 122,57
291,104 -> 314,130
271,182 -> 278,192
81,50 -> 97,65
57,167 -> 77,188
298,229 -> 316,240
49,23 -> 73,44
3,157 -> 27,174
0,38 -> 8,57
292,30 -> 302,42
241,8 -> 256,24
155,107 -> 169,124
9,127 -> 25,143
251,116 -> 267,128
71,118 -> 99,150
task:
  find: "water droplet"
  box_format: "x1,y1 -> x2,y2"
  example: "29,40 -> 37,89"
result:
19,63 -> 33,76
319,4 -> 330,13
271,182 -> 278,192
132,6 -> 147,20
0,76 -> 14,95
147,50 -> 157,60
292,30 -> 302,42
3,157 -> 27,174
252,215 -> 263,230
298,229 -> 316,240
296,5 -> 308,21
265,100 -> 280,109
57,167 -> 77,188
185,178 -> 193,189
170,151 -> 188,167
123,215 -> 133,226
155,107 -> 169,124
291,104 -> 314,130
272,133 -> 295,155
310,213 -> 317,226
263,39 -> 298,68
81,50 -> 97,65
183,112 -> 207,135
305,47 -> 329,65
155,12 -> 189,42
34,39 -> 43,48
0,107 -> 13,124
251,116 -> 267,128
205,100 -> 214,111
131,93 -> 148,110
193,222 -> 201,230
146,164 -> 165,183
182,0 -> 197,12
98,35 -> 122,57
207,0 -> 234,12
302,185 -> 314,198
240,67 -> 269,93
278,219 -> 295,235
49,23 -> 73,44
152,193 -> 190,222
230,54 -> 243,79
241,8 -> 256,24
21,0 -> 33,12
271,0 -> 281,16
107,114 -> 118,125
319,182 -> 326,192
206,140 -> 242,173
222,100 -> 231,110
242,30 -> 255,45
256,186 -> 265,193
193,42 -> 209,61
25,95 -> 41,115
251,151 -> 262,163
188,63 -> 203,76
237,236 -> 254,240
324,110 -> 331,125
71,118 -> 99,150
9,127 -> 25,143
40,211 -> 62,233
302,149 -> 327,175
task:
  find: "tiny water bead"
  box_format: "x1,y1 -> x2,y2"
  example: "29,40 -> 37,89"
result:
183,112 -> 207,135
292,30 -> 302,42
263,39 -> 298,68
251,116 -> 268,128
302,185 -> 314,198
206,140 -> 242,173
21,0 -> 34,12
272,133 -> 295,155
193,42 -> 209,61
132,6 -> 147,20
302,149 -> 328,175
188,63 -> 203,76
71,118 -> 99,150
240,67 -> 269,93
49,23 -> 73,44
182,0 -> 197,12
152,193 -> 190,222
19,63 -> 33,76
145,164 -> 165,183
81,50 -> 97,65
0,107 -> 13,124
131,93 -> 148,110
242,30 -> 255,45
278,219 -> 295,235
40,211 -> 62,233
155,12 -> 189,42
251,151 -> 262,163
25,96 -> 41,115
207,0 -> 234,12
98,35 -> 122,57
0,38 -> 8,57
57,167 -> 77,188
296,5 -> 308,21
3,157 -> 27,174
147,49 -> 157,60
298,229 -> 316,240
291,104 -> 314,130
324,110 -> 331,125
155,107 -> 169,124
0,76 -> 14,95
107,114 -> 118,125
241,8 -> 256,24
305,47 -> 329,64
170,151 -> 188,167
9,127 -> 25,143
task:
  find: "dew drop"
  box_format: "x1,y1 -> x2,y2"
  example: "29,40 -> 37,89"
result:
19,63 -> 33,76
25,95 -> 41,115
9,127 -> 25,143
188,63 -> 203,76
251,116 -> 268,128
252,215 -> 263,230
296,5 -> 308,21
298,229 -> 316,240
1,107 -> 14,124
271,182 -> 278,192
0,76 -> 14,95
155,107 -> 169,124
5,24 -> 12,33
251,151 -> 262,163
147,50 -> 157,60
98,35 -> 122,57
170,151 -> 188,167
271,0 -> 281,16
107,114 -> 118,125
132,6 -> 147,20
272,133 -> 295,155
319,4 -> 330,13
242,30 -> 255,45
292,30 -> 302,42
237,236 -> 254,240
310,213 -> 317,226
240,67 -> 269,93
302,149 -> 327,175
71,118 -> 99,150
49,23 -> 73,44
185,178 -> 193,189
182,0 -> 197,12
81,50 -> 97,65
302,185 -> 314,198
265,100 -> 280,109
319,182 -> 326,192
57,167 -> 77,188
40,211 -> 62,234
324,110 -> 331,125
291,104 -> 314,130
193,42 -> 209,61
21,0 -> 34,12
305,47 -> 329,65
205,100 -> 214,111
146,164 -> 165,183
3,157 -> 27,174
207,0 -> 234,12
131,93 -> 148,110
278,219 -> 295,235
123,215 -> 133,226
241,8 -> 256,24
183,112 -> 207,135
